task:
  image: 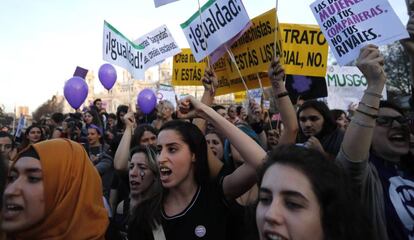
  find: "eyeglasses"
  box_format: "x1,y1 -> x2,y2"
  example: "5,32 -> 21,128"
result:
376,116 -> 409,127
299,116 -> 320,122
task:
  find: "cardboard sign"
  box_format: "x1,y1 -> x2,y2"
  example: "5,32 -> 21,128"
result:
248,88 -> 263,104
135,25 -> 181,70
103,21 -> 145,79
310,0 -> 409,65
73,66 -> 88,79
181,0 -> 250,63
172,49 -> 208,85
234,91 -> 247,103
280,23 -> 328,77
154,0 -> 179,7
325,65 -> 387,110
285,75 -> 328,104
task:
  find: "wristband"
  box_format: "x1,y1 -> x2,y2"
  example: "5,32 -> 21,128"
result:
364,90 -> 382,98
356,109 -> 378,119
359,101 -> 379,111
276,91 -> 289,99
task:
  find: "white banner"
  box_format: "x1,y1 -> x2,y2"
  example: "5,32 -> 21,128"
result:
181,0 -> 250,63
310,0 -> 409,65
157,84 -> 177,108
326,65 -> 387,110
103,21 -> 145,79
154,0 -> 179,8
135,25 -> 181,70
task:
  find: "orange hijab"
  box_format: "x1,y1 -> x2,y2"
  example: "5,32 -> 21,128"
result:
11,139 -> 108,240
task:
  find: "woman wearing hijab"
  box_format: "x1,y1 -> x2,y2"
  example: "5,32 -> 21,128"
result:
2,138 -> 108,239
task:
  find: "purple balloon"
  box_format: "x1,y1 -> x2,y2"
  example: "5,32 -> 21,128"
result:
64,76 -> 89,110
98,63 -> 117,90
137,89 -> 157,114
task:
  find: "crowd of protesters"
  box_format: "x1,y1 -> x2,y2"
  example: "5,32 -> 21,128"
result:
0,16 -> 414,240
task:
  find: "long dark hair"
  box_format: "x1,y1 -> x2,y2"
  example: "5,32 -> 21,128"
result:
257,145 -> 372,240
116,105 -> 129,131
160,120 -> 210,187
19,124 -> 44,151
131,124 -> 158,148
128,145 -> 162,240
84,110 -> 103,129
297,100 -> 337,142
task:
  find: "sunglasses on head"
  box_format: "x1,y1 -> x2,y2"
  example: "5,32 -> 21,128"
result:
299,116 -> 320,122
376,116 -> 409,127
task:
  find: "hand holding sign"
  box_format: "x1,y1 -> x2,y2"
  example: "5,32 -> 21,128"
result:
268,57 -> 285,91
356,44 -> 386,93
202,68 -> 218,96
176,95 -> 207,120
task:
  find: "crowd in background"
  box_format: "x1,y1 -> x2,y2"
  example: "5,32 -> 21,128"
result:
0,15 -> 413,240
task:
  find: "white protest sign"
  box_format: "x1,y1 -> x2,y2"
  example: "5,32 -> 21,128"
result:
310,0 -> 409,65
325,65 -> 387,110
154,0 -> 179,7
103,21 -> 145,79
135,25 -> 181,70
248,88 -> 263,105
156,84 -> 177,108
181,0 -> 250,63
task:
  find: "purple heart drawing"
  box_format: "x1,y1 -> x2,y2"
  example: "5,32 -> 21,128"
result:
292,75 -> 312,93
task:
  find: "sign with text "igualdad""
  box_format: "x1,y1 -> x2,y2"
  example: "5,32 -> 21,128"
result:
181,0 -> 250,63
310,0 -> 408,65
103,21 -> 145,79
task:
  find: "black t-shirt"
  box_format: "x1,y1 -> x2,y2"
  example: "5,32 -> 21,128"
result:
161,181 -> 230,240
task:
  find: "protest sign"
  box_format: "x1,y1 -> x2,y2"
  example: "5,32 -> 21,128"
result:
172,49 -> 208,86
172,49 -> 271,95
15,115 -> 26,138
234,91 -> 247,103
226,9 -> 328,79
285,75 -> 328,104
181,0 -> 250,63
280,23 -> 328,77
223,9 -> 283,78
248,88 -> 263,104
103,21 -> 145,79
310,0 -> 409,65
73,66 -> 88,79
154,0 -> 179,8
325,65 -> 387,110
156,84 -> 177,108
135,25 -> 181,70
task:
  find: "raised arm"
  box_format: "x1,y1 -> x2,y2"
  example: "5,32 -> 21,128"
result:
113,111 -> 135,172
341,44 -> 386,161
268,58 -> 299,144
192,67 -> 217,134
177,96 -> 266,199
190,68 -> 223,178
